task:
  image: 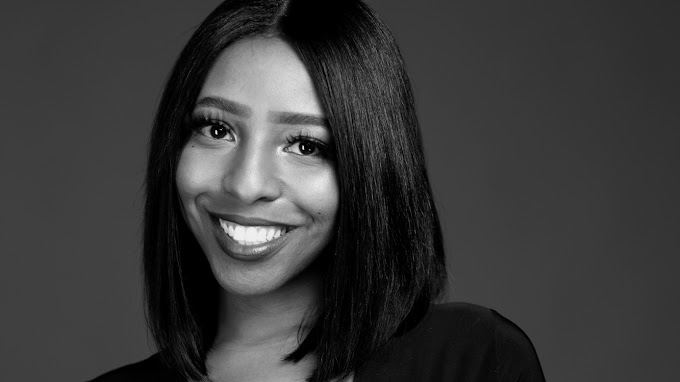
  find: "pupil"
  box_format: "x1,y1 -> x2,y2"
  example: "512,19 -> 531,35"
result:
211,126 -> 225,138
300,141 -> 315,155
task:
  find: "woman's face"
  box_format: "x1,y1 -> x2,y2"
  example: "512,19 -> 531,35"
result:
176,36 -> 338,296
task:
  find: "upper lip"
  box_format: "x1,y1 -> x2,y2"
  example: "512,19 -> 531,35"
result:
210,212 -> 292,228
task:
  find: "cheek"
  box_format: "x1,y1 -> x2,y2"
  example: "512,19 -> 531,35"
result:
297,168 -> 339,223
175,148 -> 197,203
176,146 -> 217,203
176,147 -> 222,238
175,147 -> 217,229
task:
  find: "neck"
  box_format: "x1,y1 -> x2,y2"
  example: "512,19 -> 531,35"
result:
212,267 -> 322,350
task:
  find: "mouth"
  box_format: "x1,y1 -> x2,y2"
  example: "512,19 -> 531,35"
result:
217,218 -> 291,246
209,214 -> 295,261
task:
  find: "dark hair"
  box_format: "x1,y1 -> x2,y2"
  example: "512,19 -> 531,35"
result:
143,0 -> 447,381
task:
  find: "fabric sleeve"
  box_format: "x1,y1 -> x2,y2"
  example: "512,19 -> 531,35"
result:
491,309 -> 546,382
85,354 -> 180,382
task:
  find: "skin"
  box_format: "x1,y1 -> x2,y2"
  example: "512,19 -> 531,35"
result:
176,36 -> 341,381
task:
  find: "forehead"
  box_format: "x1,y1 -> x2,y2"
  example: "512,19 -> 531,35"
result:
198,36 -> 323,117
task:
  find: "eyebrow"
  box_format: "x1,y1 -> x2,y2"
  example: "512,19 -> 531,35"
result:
194,96 -> 328,128
269,111 -> 328,128
194,96 -> 252,118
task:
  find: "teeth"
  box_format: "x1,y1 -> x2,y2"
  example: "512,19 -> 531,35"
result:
233,225 -> 245,241
257,228 -> 267,242
245,227 -> 257,242
219,219 -> 288,245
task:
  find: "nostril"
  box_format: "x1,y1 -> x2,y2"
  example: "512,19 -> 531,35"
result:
221,170 -> 281,204
220,148 -> 281,202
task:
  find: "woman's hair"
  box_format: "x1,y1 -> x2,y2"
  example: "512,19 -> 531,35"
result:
143,0 -> 447,381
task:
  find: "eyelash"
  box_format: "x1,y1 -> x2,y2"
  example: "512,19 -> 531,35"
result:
187,116 -> 333,159
286,132 -> 333,158
187,116 -> 234,140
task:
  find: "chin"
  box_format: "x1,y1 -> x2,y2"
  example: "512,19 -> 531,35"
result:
204,247 -> 324,298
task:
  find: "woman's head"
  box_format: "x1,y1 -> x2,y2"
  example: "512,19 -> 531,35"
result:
176,35 -> 339,296
144,0 -> 447,380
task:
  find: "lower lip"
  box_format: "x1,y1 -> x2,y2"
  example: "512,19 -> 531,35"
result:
211,217 -> 291,262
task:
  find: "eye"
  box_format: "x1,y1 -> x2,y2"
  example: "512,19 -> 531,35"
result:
295,140 -> 319,155
285,134 -> 330,158
206,124 -> 232,140
194,120 -> 235,142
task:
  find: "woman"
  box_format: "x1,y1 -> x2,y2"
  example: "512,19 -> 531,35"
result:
91,0 -> 545,381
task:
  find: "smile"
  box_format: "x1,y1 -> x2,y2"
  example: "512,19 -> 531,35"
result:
219,218 -> 289,246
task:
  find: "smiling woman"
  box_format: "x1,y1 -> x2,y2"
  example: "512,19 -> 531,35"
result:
177,37 -> 338,298
88,0 -> 544,381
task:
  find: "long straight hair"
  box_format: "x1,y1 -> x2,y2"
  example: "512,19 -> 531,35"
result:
143,0 -> 447,381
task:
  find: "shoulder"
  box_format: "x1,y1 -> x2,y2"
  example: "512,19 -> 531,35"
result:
357,302 -> 545,381
401,302 -> 529,349
86,354 -> 179,382
420,301 -> 497,334
426,302 -> 538,350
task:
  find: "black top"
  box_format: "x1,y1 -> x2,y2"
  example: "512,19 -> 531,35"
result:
88,302 -> 545,382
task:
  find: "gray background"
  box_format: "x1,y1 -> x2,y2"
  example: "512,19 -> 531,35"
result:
0,1 -> 678,381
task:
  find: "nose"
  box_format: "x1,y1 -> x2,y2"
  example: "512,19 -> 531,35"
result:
221,139 -> 281,204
